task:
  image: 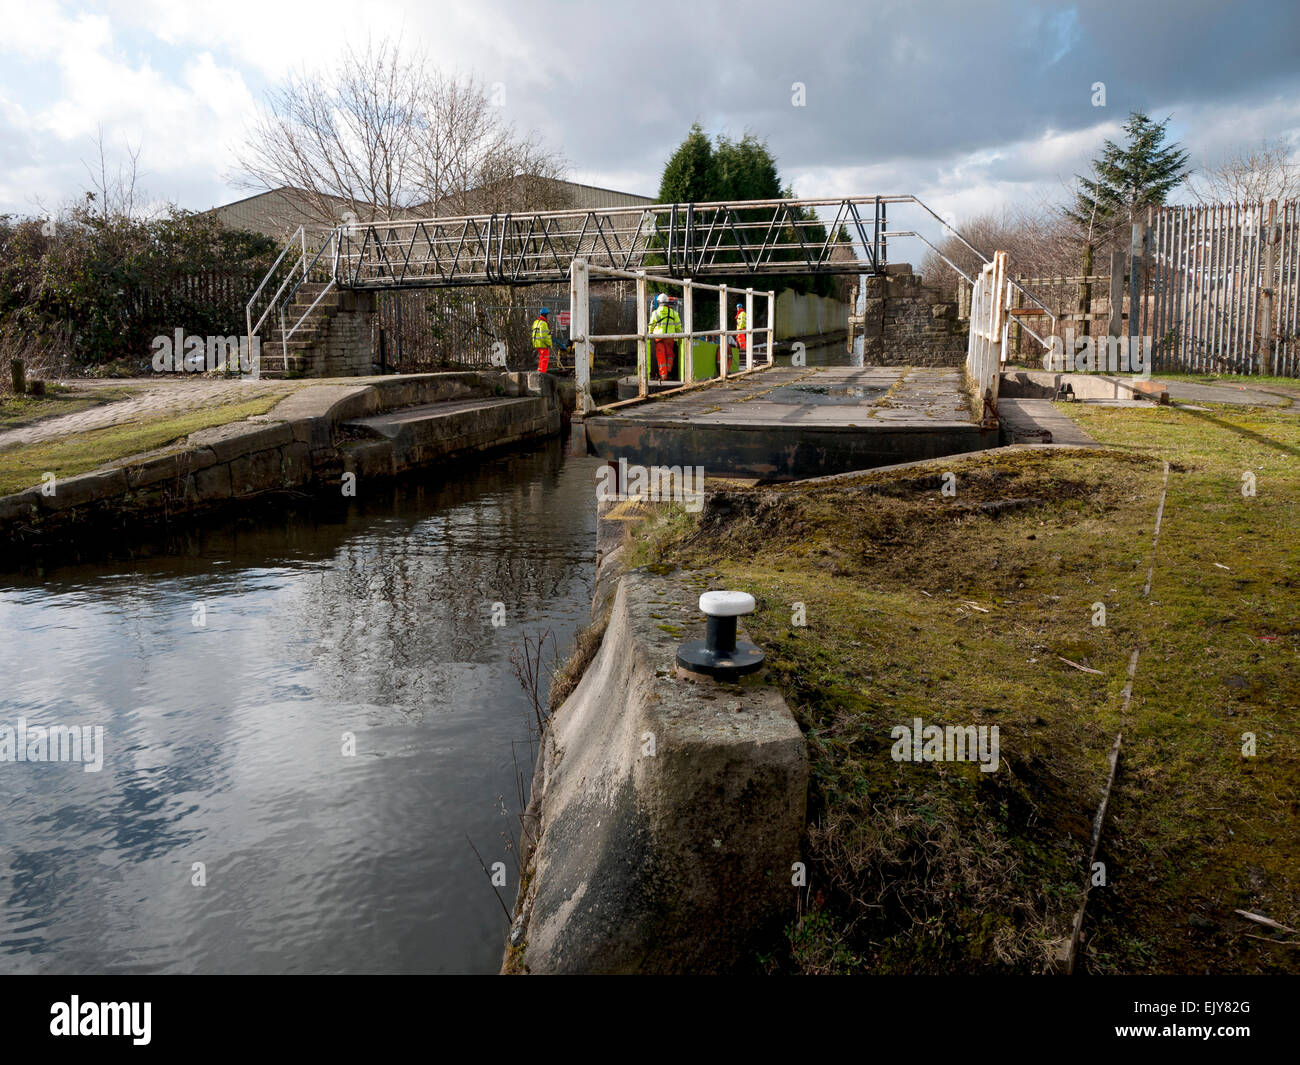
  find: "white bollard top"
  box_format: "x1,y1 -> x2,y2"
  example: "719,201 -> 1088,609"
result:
699,591 -> 755,617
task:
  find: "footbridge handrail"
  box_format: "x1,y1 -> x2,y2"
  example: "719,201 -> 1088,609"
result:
570,259 -> 776,414
242,195 -> 1058,367
246,225 -> 306,345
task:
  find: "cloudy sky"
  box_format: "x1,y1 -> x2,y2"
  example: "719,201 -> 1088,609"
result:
1,0 -> 1297,241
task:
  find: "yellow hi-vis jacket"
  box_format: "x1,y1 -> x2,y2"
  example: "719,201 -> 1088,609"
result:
736,309 -> 747,331
649,305 -> 682,336
531,316 -> 552,349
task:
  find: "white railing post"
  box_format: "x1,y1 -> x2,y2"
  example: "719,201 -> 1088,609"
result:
991,250 -> 1007,404
766,289 -> 775,365
636,272 -> 649,398
745,288 -> 754,371
683,279 -> 694,386
570,258 -> 592,414
719,284 -> 728,380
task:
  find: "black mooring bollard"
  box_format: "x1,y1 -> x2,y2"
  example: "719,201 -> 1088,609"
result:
677,590 -> 765,681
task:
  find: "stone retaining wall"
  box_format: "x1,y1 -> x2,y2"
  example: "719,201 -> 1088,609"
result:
849,265 -> 968,367
0,372 -> 560,552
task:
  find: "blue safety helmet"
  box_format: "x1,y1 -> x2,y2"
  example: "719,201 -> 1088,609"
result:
736,303 -> 744,311
539,307 -> 550,315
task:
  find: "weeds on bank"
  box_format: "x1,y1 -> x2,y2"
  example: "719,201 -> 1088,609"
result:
629,402 -> 1299,974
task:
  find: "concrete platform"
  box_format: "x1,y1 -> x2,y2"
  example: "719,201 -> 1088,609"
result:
343,395 -> 558,470
997,399 -> 1098,446
1000,369 -> 1168,403
584,366 -> 997,480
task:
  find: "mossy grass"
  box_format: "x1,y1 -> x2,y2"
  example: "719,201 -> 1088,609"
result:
1151,371 -> 1300,391
627,400 -> 1299,973
0,394 -> 284,496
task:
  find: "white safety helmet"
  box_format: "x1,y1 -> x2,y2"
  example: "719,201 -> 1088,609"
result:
656,293 -> 669,306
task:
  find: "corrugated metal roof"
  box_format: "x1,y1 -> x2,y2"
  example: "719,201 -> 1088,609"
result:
207,178 -> 655,237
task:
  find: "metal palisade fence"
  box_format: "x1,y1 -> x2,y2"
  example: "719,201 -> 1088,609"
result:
1147,200 -> 1299,376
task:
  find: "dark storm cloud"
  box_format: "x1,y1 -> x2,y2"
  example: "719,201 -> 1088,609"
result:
497,0 -> 1300,189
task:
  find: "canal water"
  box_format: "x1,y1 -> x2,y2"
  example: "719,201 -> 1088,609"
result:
0,438 -> 601,974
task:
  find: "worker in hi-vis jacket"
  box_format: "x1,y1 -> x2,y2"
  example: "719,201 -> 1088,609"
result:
532,307 -> 553,373
648,294 -> 681,381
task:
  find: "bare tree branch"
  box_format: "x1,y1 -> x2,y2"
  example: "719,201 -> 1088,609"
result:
81,125 -> 146,220
1190,137 -> 1300,203
231,37 -> 568,227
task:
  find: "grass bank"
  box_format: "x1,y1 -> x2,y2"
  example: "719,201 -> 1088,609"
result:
1151,371 -> 1300,392
627,400 -> 1299,974
0,385 -> 136,431
0,394 -> 284,496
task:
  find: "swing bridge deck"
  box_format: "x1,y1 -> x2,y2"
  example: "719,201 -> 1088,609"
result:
582,364 -> 997,481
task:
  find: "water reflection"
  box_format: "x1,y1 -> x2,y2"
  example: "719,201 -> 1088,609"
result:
0,438 -> 599,973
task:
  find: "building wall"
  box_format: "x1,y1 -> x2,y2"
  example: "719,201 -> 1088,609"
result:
775,291 -> 849,340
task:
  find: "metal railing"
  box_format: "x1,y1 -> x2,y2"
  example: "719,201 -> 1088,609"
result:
244,225 -> 337,372
569,259 -> 776,414
327,196 -> 894,289
276,233 -> 338,370
246,225 -> 306,348
244,196 -> 1059,373
967,251 -> 1011,426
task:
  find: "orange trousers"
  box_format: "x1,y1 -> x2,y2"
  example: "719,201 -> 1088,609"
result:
535,347 -> 550,373
654,339 -> 675,380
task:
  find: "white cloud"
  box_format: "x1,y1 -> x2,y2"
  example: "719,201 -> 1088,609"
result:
0,1 -> 262,211
0,0 -> 1297,222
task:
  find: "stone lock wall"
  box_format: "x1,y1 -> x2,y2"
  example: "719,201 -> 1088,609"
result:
849,264 -> 968,367
0,372 -> 561,551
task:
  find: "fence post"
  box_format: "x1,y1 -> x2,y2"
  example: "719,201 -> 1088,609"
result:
1108,249 -> 1125,341
683,279 -> 694,386
719,284 -> 729,380
1260,199 -> 1278,376
1079,242 -> 1094,337
1130,222 -> 1149,345
745,288 -> 754,371
570,258 -> 592,415
767,290 -> 775,365
636,273 -> 648,398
